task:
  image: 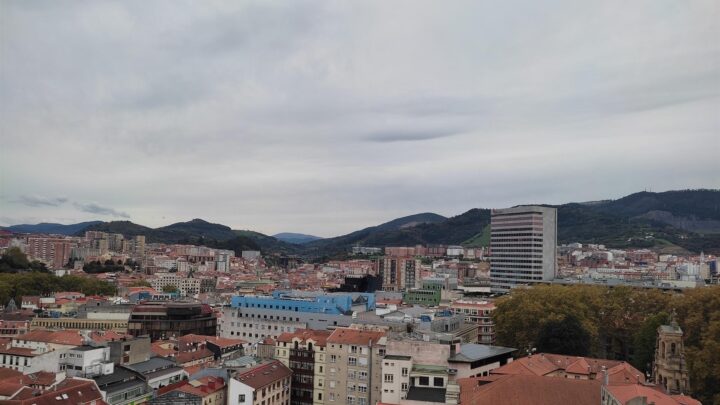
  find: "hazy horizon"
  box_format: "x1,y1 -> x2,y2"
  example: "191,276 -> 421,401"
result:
1,1 -> 718,236
2,187 -> 718,238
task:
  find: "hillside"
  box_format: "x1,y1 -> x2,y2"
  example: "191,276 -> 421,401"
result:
2,221 -> 103,236
235,230 -> 303,254
302,191 -> 720,255
83,219 -> 287,255
273,232 -> 323,244
302,212 -> 447,252
9,189 -> 719,256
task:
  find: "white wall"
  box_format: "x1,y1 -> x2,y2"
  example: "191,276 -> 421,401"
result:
228,378 -> 255,405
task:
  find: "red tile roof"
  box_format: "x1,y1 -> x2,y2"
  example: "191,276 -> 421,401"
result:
233,360 -> 292,389
175,348 -> 214,365
276,328 -> 332,346
459,374 -> 601,405
0,378 -> 105,405
176,377 -> 225,397
327,328 -> 385,346
491,353 -> 644,382
14,330 -> 83,346
605,384 -> 701,405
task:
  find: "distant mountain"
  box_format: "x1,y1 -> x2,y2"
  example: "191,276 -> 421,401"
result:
594,190 -> 720,233
303,190 -> 720,255
84,218 -> 237,243
273,232 -> 323,244
2,221 -> 102,236
236,230 -> 303,254
82,219 -> 295,256
11,189 -> 719,256
303,212 -> 452,255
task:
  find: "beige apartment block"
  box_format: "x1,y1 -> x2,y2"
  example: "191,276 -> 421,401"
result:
325,327 -> 387,405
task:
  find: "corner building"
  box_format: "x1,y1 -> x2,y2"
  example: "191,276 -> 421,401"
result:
275,329 -> 332,405
490,205 -> 557,292
325,327 -> 386,405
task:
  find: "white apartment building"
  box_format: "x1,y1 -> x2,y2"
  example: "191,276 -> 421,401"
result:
62,345 -> 114,377
149,273 -> 201,296
490,205 -> 557,292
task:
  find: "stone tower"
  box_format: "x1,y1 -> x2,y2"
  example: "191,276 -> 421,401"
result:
653,318 -> 689,394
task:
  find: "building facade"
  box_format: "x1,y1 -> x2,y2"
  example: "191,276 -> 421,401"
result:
490,205 -> 557,292
325,327 -> 387,405
128,302 -> 217,340
275,329 -> 332,405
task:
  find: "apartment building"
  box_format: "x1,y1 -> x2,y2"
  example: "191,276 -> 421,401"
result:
26,237 -> 75,269
325,327 -> 387,405
150,273 -> 202,296
380,333 -> 515,404
275,329 -> 332,405
228,360 -> 292,405
378,257 -> 419,291
449,300 -> 496,344
490,205 -> 557,292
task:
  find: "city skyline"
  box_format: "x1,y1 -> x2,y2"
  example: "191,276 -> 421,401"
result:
1,1 -> 719,236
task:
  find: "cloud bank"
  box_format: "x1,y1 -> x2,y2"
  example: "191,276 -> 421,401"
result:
0,0 -> 718,236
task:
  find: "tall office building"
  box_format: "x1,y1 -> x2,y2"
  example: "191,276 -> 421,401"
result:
490,205 -> 557,292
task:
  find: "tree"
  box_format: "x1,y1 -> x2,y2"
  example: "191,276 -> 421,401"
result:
536,315 -> 590,356
492,284 -> 720,404
162,285 -> 178,293
632,312 -> 670,374
0,247 -> 30,272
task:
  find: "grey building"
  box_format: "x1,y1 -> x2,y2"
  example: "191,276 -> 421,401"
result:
490,205 -> 557,292
107,335 -> 151,365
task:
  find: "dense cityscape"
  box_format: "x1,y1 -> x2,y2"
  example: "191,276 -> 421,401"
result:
0,200 -> 717,404
2,1 -> 718,404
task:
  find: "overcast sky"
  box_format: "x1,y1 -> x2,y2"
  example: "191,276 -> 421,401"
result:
1,1 -> 718,237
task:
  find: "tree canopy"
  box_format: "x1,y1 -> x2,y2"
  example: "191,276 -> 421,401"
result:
493,285 -> 720,404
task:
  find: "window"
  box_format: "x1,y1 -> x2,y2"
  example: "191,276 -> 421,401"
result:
401,367 -> 408,377
378,349 -> 386,356
359,371 -> 368,380
419,376 -> 429,386
348,357 -> 357,366
318,393 -> 322,401
330,355 -> 337,363
350,345 -> 358,354
329,393 -> 335,401
358,384 -> 367,393
238,394 -> 246,403
347,396 -> 355,404
384,374 -> 393,383
434,377 -> 444,387
401,383 -> 408,392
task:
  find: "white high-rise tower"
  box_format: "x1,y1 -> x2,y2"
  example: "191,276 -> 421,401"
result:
490,205 -> 557,292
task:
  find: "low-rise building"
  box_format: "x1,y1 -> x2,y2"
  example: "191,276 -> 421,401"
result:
62,345 -> 114,378
126,357 -> 186,389
228,360 -> 292,405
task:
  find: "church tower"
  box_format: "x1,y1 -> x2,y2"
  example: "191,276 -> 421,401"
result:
653,318 -> 689,394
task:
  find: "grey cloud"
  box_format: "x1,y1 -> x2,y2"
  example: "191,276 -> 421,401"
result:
364,129 -> 462,143
73,202 -> 130,218
15,195 -> 68,207
0,1 -> 718,235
